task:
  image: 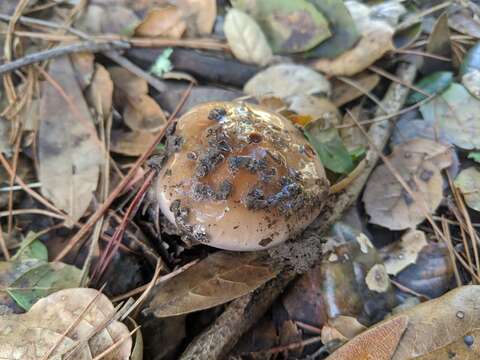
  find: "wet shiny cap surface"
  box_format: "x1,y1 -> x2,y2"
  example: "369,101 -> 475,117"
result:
153,102 -> 329,251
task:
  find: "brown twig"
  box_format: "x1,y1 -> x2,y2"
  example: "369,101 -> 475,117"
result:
0,40 -> 129,75
179,62 -> 418,360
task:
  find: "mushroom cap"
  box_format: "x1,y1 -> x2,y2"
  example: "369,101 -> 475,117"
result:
154,102 -> 329,251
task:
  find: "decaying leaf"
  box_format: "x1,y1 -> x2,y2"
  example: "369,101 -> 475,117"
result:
340,106 -> 368,152
287,95 -> 340,124
38,56 -> 103,224
312,20 -> 394,76
463,70 -> 480,99
111,130 -> 158,156
363,139 -> 453,230
0,288 -> 131,359
304,0 -> 361,59
109,66 -> 148,100
0,259 -> 81,312
124,94 -> 167,132
383,230 -> 428,276
244,63 -> 331,100
365,264 -> 389,293
70,52 -> 95,90
135,6 -> 186,39
449,8 -> 480,39
420,83 -> 480,150
455,167 -> 480,212
172,0 -> 217,35
331,72 -> 381,107
391,286 -> 480,359
86,64 -> 114,120
146,251 -> 279,317
422,12 -> 452,74
224,9 -> 273,66
406,71 -> 453,105
232,0 -> 331,53
414,329 -> 480,359
326,315 -> 408,360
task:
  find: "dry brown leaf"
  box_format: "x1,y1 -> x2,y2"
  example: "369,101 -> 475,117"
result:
244,63 -> 331,99
70,52 -> 95,90
383,230 -> 428,276
363,139 -> 453,230
172,0 -> 217,35
224,8 -> 273,66
414,329 -> 480,359
108,66 -> 148,101
100,5 -> 140,35
86,64 -> 114,120
38,57 -> 103,224
111,130 -> 158,156
340,105 -> 368,152
124,94 -> 167,132
455,167 -> 480,212
135,6 -> 187,39
331,72 -> 381,107
326,315 -> 408,360
0,288 -> 131,359
365,264 -> 390,293
287,95 -> 340,126
328,315 -> 367,340
391,285 -> 480,359
146,252 -> 279,317
313,20 -> 394,76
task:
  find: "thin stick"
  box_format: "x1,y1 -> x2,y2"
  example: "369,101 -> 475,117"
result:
0,41 -> 129,75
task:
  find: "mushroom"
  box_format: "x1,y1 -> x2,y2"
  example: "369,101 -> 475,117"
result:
152,102 -> 329,251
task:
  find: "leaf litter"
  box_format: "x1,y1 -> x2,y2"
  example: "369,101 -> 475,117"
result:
3,0 -> 480,359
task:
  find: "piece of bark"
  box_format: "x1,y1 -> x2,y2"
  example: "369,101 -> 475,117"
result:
179,62 -> 418,360
127,48 -> 258,87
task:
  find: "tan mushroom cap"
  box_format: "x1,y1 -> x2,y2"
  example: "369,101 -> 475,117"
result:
154,102 -> 329,251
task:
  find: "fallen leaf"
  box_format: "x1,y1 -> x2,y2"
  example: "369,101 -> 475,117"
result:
313,20 -> 394,76
12,232 -> 48,262
146,251 -> 279,317
340,106 -> 368,152
172,0 -> 217,35
86,64 -> 114,120
38,57 -> 103,224
304,125 -> 354,174
449,8 -> 480,39
325,315 -> 408,360
331,72 -> 381,107
383,230 -> 428,276
393,21 -> 422,49
244,63 -> 331,99
111,130 -> 158,156
287,95 -> 340,124
370,1 -> 406,27
460,42 -> 480,77
0,288 -> 131,359
224,9 -> 273,66
0,259 -> 81,312
0,116 -> 11,155
101,5 -> 140,35
108,66 -> 148,101
405,71 -> 453,105
328,315 -> 367,340
414,329 -> 480,359
233,0 -> 331,53
124,94 -> 167,132
304,0 -> 361,59
70,52 -> 95,90
462,70 -> 480,100
134,6 -> 186,39
455,167 -> 480,212
363,139 -> 453,230
390,117 -> 445,148
422,12 -> 452,74
391,286 -> 480,359
420,83 -> 480,150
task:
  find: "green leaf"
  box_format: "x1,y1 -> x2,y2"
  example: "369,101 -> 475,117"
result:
150,48 -> 173,77
304,0 -> 361,59
232,0 -> 331,53
406,71 -> 453,105
12,231 -> 48,262
468,152 -> 480,163
304,123 -> 354,174
6,262 -> 82,310
460,42 -> 480,77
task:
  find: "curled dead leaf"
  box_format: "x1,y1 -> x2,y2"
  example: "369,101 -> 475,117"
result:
313,20 -> 394,76
124,94 -> 167,132
383,230 -> 428,276
363,139 -> 453,230
135,6 -> 186,39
